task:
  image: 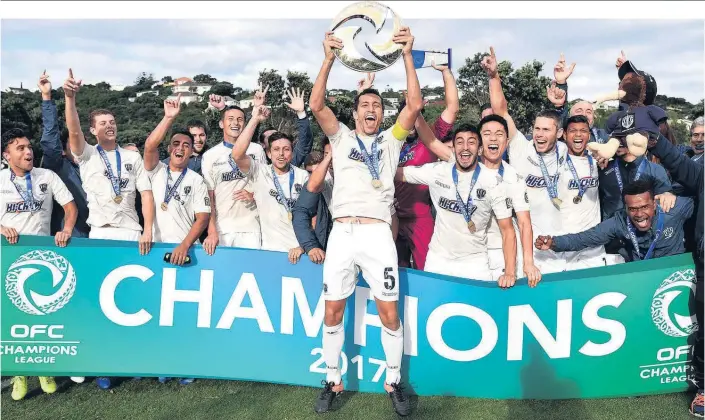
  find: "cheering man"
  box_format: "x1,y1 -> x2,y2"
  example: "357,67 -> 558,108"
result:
2,128 -> 77,401
229,105 -> 309,262
200,93 -> 267,254
535,178 -> 693,261
308,27 -> 421,416
398,123 -> 517,283
64,69 -> 154,250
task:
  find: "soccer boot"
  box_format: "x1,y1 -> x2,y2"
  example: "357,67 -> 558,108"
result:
70,377 -> 85,383
39,376 -> 57,394
384,381 -> 411,417
11,376 -> 27,401
314,380 -> 343,414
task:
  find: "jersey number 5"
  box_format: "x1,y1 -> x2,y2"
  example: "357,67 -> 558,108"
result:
383,267 -> 396,290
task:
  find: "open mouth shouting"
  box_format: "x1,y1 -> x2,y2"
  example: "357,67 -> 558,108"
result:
457,150 -> 475,167
485,143 -> 500,159
632,214 -> 651,230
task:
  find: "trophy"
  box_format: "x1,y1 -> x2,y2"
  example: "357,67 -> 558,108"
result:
330,1 -> 403,72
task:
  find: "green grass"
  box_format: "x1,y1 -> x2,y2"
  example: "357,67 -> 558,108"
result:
1,377 -> 697,420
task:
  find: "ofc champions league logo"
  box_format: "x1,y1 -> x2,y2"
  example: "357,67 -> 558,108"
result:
5,250 -> 77,316
651,269 -> 699,337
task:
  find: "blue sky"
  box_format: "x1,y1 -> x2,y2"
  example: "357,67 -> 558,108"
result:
2,19 -> 703,103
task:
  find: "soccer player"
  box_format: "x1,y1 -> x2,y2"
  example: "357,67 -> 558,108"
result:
1,128 -> 77,401
558,115 -> 611,269
398,123 -> 517,283
535,178 -> 693,261
308,27 -> 421,416
200,93 -> 267,254
394,60 -> 458,271
162,119 -> 209,174
142,96 -> 210,385
37,71 -> 90,238
229,105 -> 309,261
63,69 -> 154,250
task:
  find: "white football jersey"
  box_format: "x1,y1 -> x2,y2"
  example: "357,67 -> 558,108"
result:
328,123 -> 405,225
201,142 -> 267,235
403,161 -> 511,259
508,131 -> 568,237
558,154 -> 601,234
1,168 -> 74,236
148,162 -> 211,244
72,143 -> 151,232
248,158 -> 309,252
483,161 -> 530,250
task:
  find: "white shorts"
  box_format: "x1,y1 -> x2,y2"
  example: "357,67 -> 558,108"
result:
219,232 -> 261,250
564,246 -> 608,271
323,221 -> 399,302
89,226 -> 141,241
534,248 -> 567,275
425,249 -> 492,281
488,248 -> 523,281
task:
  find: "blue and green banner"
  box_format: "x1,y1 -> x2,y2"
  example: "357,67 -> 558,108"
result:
1,236 -> 699,399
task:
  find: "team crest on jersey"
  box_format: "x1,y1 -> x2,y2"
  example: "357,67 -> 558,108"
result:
248,154 -> 257,160
184,186 -> 191,195
39,183 -> 47,193
524,191 -> 529,203
525,174 -> 558,189
222,168 -> 246,182
568,177 -> 599,190
269,189 -> 297,209
476,189 -> 486,199
398,151 -> 415,166
6,200 -> 43,213
204,196 -> 210,206
294,183 -> 302,193
663,227 -> 674,239
437,196 -> 477,216
506,198 -> 513,209
348,148 -> 384,164
125,163 -> 133,172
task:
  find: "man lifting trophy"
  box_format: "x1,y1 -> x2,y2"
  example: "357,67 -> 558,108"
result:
308,1 -> 423,416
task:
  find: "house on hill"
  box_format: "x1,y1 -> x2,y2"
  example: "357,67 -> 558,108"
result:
167,92 -> 201,105
173,81 -> 212,95
7,83 -> 29,94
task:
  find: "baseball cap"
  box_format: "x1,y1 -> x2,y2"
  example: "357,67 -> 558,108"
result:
618,60 -> 658,106
607,107 -> 662,138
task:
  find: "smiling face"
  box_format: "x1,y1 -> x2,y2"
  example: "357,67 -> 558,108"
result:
453,131 -> 481,171
625,191 -> 656,232
219,108 -> 245,141
532,116 -> 562,154
691,124 -> 704,154
267,137 -> 293,172
189,126 -> 207,153
90,112 -> 117,144
479,121 -> 507,163
565,120 -> 590,156
570,101 -> 595,127
354,93 -> 384,136
2,137 -> 33,173
169,134 -> 193,170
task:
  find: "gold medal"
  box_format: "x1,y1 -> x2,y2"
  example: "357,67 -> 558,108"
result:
161,202 -> 168,211
114,195 -> 123,204
288,212 -> 293,221
551,197 -> 562,208
467,220 -> 476,233
372,179 -> 382,189
573,195 -> 582,204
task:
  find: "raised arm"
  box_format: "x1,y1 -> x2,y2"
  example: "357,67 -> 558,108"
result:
231,104 -> 269,173
286,88 -> 313,167
481,47 -> 518,141
310,32 -> 342,137
144,95 -> 181,171
649,134 -> 704,194
38,72 -> 63,171
63,68 -> 87,156
416,115 -> 452,161
394,27 -> 422,132
434,63 -> 459,126
307,149 -> 332,193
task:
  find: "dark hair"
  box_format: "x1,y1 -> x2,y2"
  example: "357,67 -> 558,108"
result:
478,114 -> 509,137
563,115 -> 590,131
535,109 -> 562,130
221,105 -> 245,121
480,103 -> 492,113
257,126 -> 276,145
304,151 -> 324,168
187,120 -> 209,136
2,128 -> 28,153
441,133 -> 454,143
171,129 -> 195,146
354,88 -> 384,112
322,136 -> 330,147
452,124 -> 481,146
267,132 -> 293,150
89,109 -> 115,128
622,177 -> 655,199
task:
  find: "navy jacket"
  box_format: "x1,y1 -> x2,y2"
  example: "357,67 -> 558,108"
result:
598,155 -> 672,221
40,100 -> 90,238
553,196 -> 694,262
292,115 -> 314,168
650,134 -> 703,299
292,181 -> 332,253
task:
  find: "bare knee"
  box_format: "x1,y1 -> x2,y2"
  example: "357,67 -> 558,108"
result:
376,300 -> 400,330
324,299 -> 346,326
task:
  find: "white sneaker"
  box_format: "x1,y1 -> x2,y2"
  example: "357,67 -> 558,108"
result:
70,376 -> 85,383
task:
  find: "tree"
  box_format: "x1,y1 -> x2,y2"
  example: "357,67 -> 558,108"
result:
161,76 -> 174,83
209,82 -> 235,98
133,72 -> 155,91
193,74 -> 217,84
691,99 -> 704,120
257,69 -> 286,109
286,71 -> 313,98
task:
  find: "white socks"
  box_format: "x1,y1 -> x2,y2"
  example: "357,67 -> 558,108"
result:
381,323 -> 403,385
322,322 -> 345,385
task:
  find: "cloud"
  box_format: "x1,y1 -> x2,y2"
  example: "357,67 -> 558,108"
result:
2,19 -> 703,103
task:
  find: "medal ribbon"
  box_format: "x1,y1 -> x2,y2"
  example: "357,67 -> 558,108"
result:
271,166 -> 295,215
566,154 -> 594,202
626,207 -> 664,260
10,171 -> 33,204
535,146 -> 560,201
97,145 -> 122,198
164,167 -> 188,206
398,140 -> 416,166
355,134 -> 381,182
451,165 -> 481,224
614,158 -> 646,193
